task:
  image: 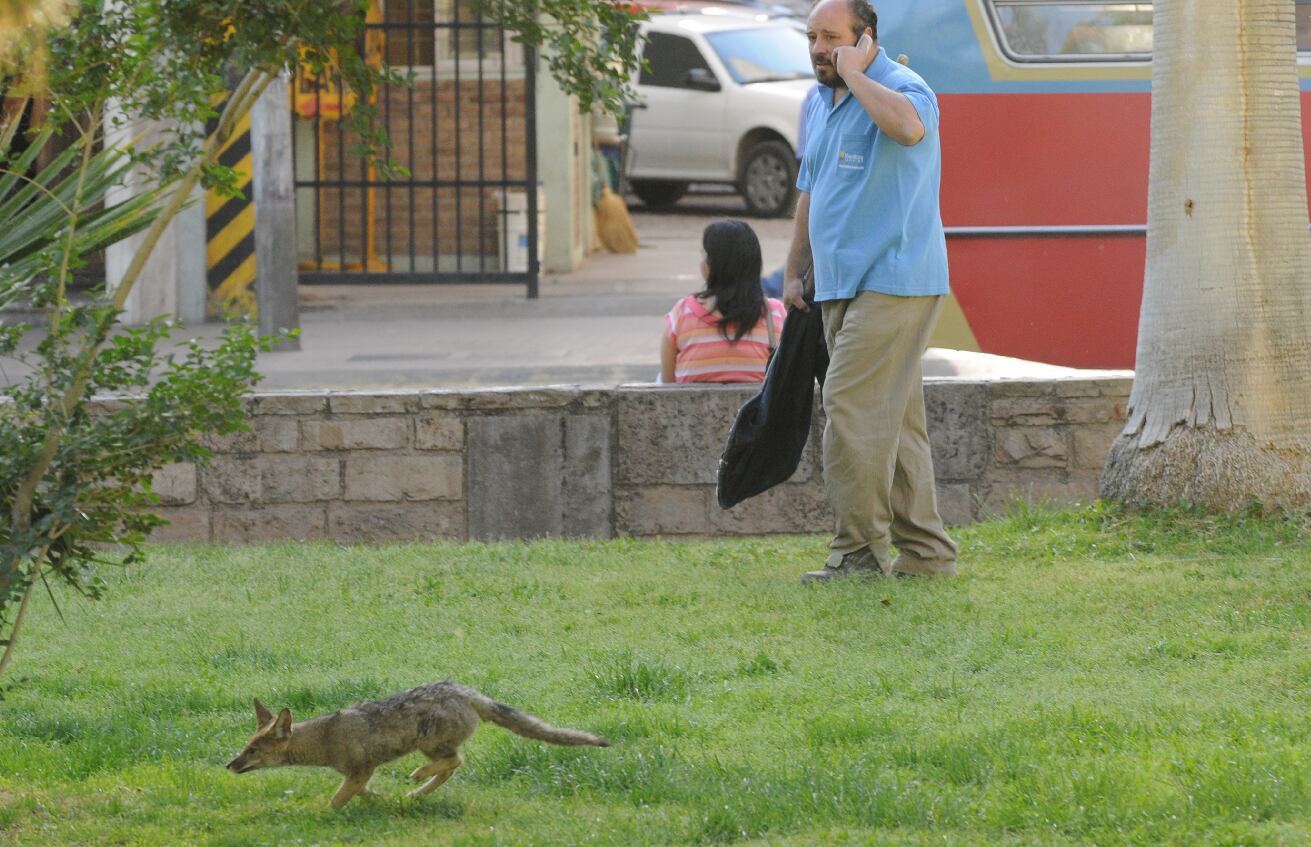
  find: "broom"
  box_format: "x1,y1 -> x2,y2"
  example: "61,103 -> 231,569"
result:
595,185 -> 639,254
593,145 -> 639,254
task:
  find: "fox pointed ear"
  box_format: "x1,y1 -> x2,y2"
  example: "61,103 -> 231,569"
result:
274,708 -> 293,739
253,698 -> 274,727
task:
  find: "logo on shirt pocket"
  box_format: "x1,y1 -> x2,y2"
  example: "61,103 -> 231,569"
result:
837,133 -> 869,174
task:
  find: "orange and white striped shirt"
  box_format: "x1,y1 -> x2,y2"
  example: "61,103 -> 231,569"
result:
665,295 -> 786,383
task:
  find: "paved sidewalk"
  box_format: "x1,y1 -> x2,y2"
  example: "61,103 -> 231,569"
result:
3,195 -> 1125,389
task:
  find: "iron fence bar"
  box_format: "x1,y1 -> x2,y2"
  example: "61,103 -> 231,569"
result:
374,20 -> 491,29
294,178 -> 527,189
301,271 -> 533,284
437,6 -> 448,279
355,68 -> 368,275
525,43 -> 538,298
453,0 -> 463,272
336,74 -> 347,273
407,0 -> 417,274
500,23 -> 509,275
477,6 -> 486,275
383,21 -> 394,276
312,71 -> 322,270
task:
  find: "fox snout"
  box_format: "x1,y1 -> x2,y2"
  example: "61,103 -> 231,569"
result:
226,742 -> 287,773
226,754 -> 257,773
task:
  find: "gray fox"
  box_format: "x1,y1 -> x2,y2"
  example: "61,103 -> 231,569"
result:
225,680 -> 609,807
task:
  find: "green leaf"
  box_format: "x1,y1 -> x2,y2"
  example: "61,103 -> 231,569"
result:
0,132 -> 164,303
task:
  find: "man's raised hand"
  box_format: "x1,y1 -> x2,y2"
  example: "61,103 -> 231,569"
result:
833,32 -> 876,83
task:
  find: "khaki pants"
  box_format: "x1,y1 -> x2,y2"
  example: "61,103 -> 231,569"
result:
820,291 -> 957,574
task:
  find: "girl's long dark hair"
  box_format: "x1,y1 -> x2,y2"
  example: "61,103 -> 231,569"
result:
699,220 -> 765,341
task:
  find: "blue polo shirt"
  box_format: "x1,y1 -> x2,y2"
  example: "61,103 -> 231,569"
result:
797,47 -> 949,300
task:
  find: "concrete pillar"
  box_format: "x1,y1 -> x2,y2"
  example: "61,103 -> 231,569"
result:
250,71 -> 300,349
534,62 -> 592,274
103,114 -> 207,325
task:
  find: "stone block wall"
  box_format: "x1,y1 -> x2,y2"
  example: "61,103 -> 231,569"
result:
145,376 -> 1131,544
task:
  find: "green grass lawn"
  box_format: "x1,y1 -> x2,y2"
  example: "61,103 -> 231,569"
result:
1,504 -> 1309,846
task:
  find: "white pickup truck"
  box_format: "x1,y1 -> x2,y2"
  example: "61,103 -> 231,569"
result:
624,11 -> 815,217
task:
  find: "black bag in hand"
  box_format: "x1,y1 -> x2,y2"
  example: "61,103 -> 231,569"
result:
716,297 -> 828,509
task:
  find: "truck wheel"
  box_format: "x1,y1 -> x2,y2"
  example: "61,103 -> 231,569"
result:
740,140 -> 797,218
630,180 -> 690,208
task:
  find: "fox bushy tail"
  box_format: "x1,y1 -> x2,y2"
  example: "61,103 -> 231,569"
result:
465,688 -> 609,747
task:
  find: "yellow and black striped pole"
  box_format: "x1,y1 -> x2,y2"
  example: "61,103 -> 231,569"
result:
205,105 -> 257,317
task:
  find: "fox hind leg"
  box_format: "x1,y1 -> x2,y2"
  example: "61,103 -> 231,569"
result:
408,752 -> 463,797
409,739 -> 464,782
331,768 -> 376,808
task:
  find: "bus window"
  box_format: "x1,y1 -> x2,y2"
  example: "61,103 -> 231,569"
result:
985,1 -> 1152,62
1299,0 -> 1311,53
986,1 -> 1311,63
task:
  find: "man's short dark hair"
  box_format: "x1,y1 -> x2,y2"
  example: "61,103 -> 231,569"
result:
848,0 -> 878,40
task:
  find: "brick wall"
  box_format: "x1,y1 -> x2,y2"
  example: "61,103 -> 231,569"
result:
144,377 -> 1131,545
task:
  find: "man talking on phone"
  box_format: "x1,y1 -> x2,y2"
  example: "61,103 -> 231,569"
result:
784,0 -> 957,581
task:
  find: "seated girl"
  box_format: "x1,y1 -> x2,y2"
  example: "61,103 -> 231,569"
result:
660,220 -> 786,384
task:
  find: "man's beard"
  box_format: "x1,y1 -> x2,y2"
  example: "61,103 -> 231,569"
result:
814,62 -> 841,88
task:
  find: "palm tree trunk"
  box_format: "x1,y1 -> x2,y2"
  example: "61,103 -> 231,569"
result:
1101,0 -> 1311,510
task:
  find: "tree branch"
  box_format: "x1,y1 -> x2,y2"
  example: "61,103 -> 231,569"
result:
0,548 -> 47,679
7,68 -> 275,544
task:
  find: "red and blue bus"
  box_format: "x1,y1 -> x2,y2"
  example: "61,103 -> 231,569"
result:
875,0 -> 1311,368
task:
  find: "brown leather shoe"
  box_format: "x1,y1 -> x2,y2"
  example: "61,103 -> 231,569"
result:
801,547 -> 884,582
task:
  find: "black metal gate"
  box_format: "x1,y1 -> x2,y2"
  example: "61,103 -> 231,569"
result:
294,0 -> 538,296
